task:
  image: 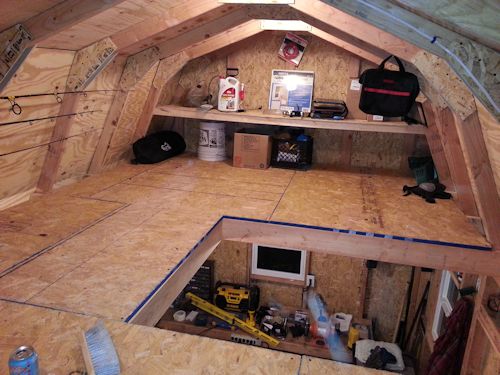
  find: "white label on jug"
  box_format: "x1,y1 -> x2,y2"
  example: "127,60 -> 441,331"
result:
199,129 -> 209,147
350,79 -> 361,91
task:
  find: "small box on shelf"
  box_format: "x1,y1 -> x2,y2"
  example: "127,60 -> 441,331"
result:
367,114 -> 402,122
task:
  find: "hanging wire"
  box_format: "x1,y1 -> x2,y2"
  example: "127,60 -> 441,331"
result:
0,110 -> 103,127
1,90 -> 124,116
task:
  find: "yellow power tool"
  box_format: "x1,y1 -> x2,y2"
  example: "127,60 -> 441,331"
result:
186,292 -> 279,347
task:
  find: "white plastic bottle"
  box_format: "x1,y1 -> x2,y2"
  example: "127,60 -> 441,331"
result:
218,77 -> 242,112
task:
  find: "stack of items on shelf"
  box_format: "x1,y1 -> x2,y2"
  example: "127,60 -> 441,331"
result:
310,99 -> 348,120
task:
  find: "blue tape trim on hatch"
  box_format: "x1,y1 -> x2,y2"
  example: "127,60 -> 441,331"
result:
125,215 -> 491,323
124,216 -> 223,323
221,216 -> 492,251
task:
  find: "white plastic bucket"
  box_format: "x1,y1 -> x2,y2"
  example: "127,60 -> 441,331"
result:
198,121 -> 226,161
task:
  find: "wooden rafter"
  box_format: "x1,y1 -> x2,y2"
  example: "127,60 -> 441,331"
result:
157,8 -> 251,59
183,19 -> 263,60
318,0 -> 499,119
290,0 -> 482,120
110,0 -> 238,55
452,109 -> 500,248
22,0 -> 128,46
423,102 -> 479,217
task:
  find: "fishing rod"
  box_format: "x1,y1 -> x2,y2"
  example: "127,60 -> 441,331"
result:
1,90 -> 123,115
0,109 -> 103,127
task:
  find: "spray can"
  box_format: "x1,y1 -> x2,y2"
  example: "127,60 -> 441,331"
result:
218,77 -> 244,112
9,346 -> 39,375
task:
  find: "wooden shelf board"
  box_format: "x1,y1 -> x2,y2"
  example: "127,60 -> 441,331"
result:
153,105 -> 427,135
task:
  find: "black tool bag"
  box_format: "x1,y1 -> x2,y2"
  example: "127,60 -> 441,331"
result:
132,131 -> 186,164
359,55 -> 420,117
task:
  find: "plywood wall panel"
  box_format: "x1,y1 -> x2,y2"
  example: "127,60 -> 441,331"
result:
103,64 -> 157,167
310,253 -> 365,318
0,146 -> 48,200
208,241 -> 367,318
0,120 -> 55,155
0,96 -> 61,125
0,48 -> 74,97
0,47 -> 126,205
170,32 -> 418,172
365,262 -> 412,341
57,130 -> 102,182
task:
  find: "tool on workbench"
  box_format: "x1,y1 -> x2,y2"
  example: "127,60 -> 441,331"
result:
214,282 -> 259,312
186,292 -> 279,347
81,321 -> 120,375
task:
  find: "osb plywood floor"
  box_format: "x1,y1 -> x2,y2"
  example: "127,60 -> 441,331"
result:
0,300 -> 391,374
0,154 -> 486,374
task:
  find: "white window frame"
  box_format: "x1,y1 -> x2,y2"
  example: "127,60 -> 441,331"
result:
432,271 -> 459,340
251,244 -> 307,282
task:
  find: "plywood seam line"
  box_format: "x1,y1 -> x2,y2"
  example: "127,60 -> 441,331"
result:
0,297 -> 97,318
0,203 -> 127,278
318,0 -> 499,118
269,171 -> 296,218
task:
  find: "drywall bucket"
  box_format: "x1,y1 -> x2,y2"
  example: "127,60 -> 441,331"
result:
198,121 -> 226,161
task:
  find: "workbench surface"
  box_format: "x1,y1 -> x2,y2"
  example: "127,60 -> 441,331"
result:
0,154 -> 489,373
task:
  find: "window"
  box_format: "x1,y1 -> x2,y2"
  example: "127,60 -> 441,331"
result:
251,244 -> 308,284
432,271 -> 460,340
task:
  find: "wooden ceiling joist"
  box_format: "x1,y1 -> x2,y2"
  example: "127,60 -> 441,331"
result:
182,19 -> 263,60
111,0 -> 238,55
22,0 -> 128,45
157,8 -> 251,60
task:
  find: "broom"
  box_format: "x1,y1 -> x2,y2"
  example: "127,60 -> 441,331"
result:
81,321 -> 121,375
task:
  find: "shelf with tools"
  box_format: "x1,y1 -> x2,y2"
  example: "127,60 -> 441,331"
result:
153,105 -> 427,135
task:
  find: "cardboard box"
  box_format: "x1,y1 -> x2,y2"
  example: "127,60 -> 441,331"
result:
233,133 -> 272,169
346,78 -> 366,120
